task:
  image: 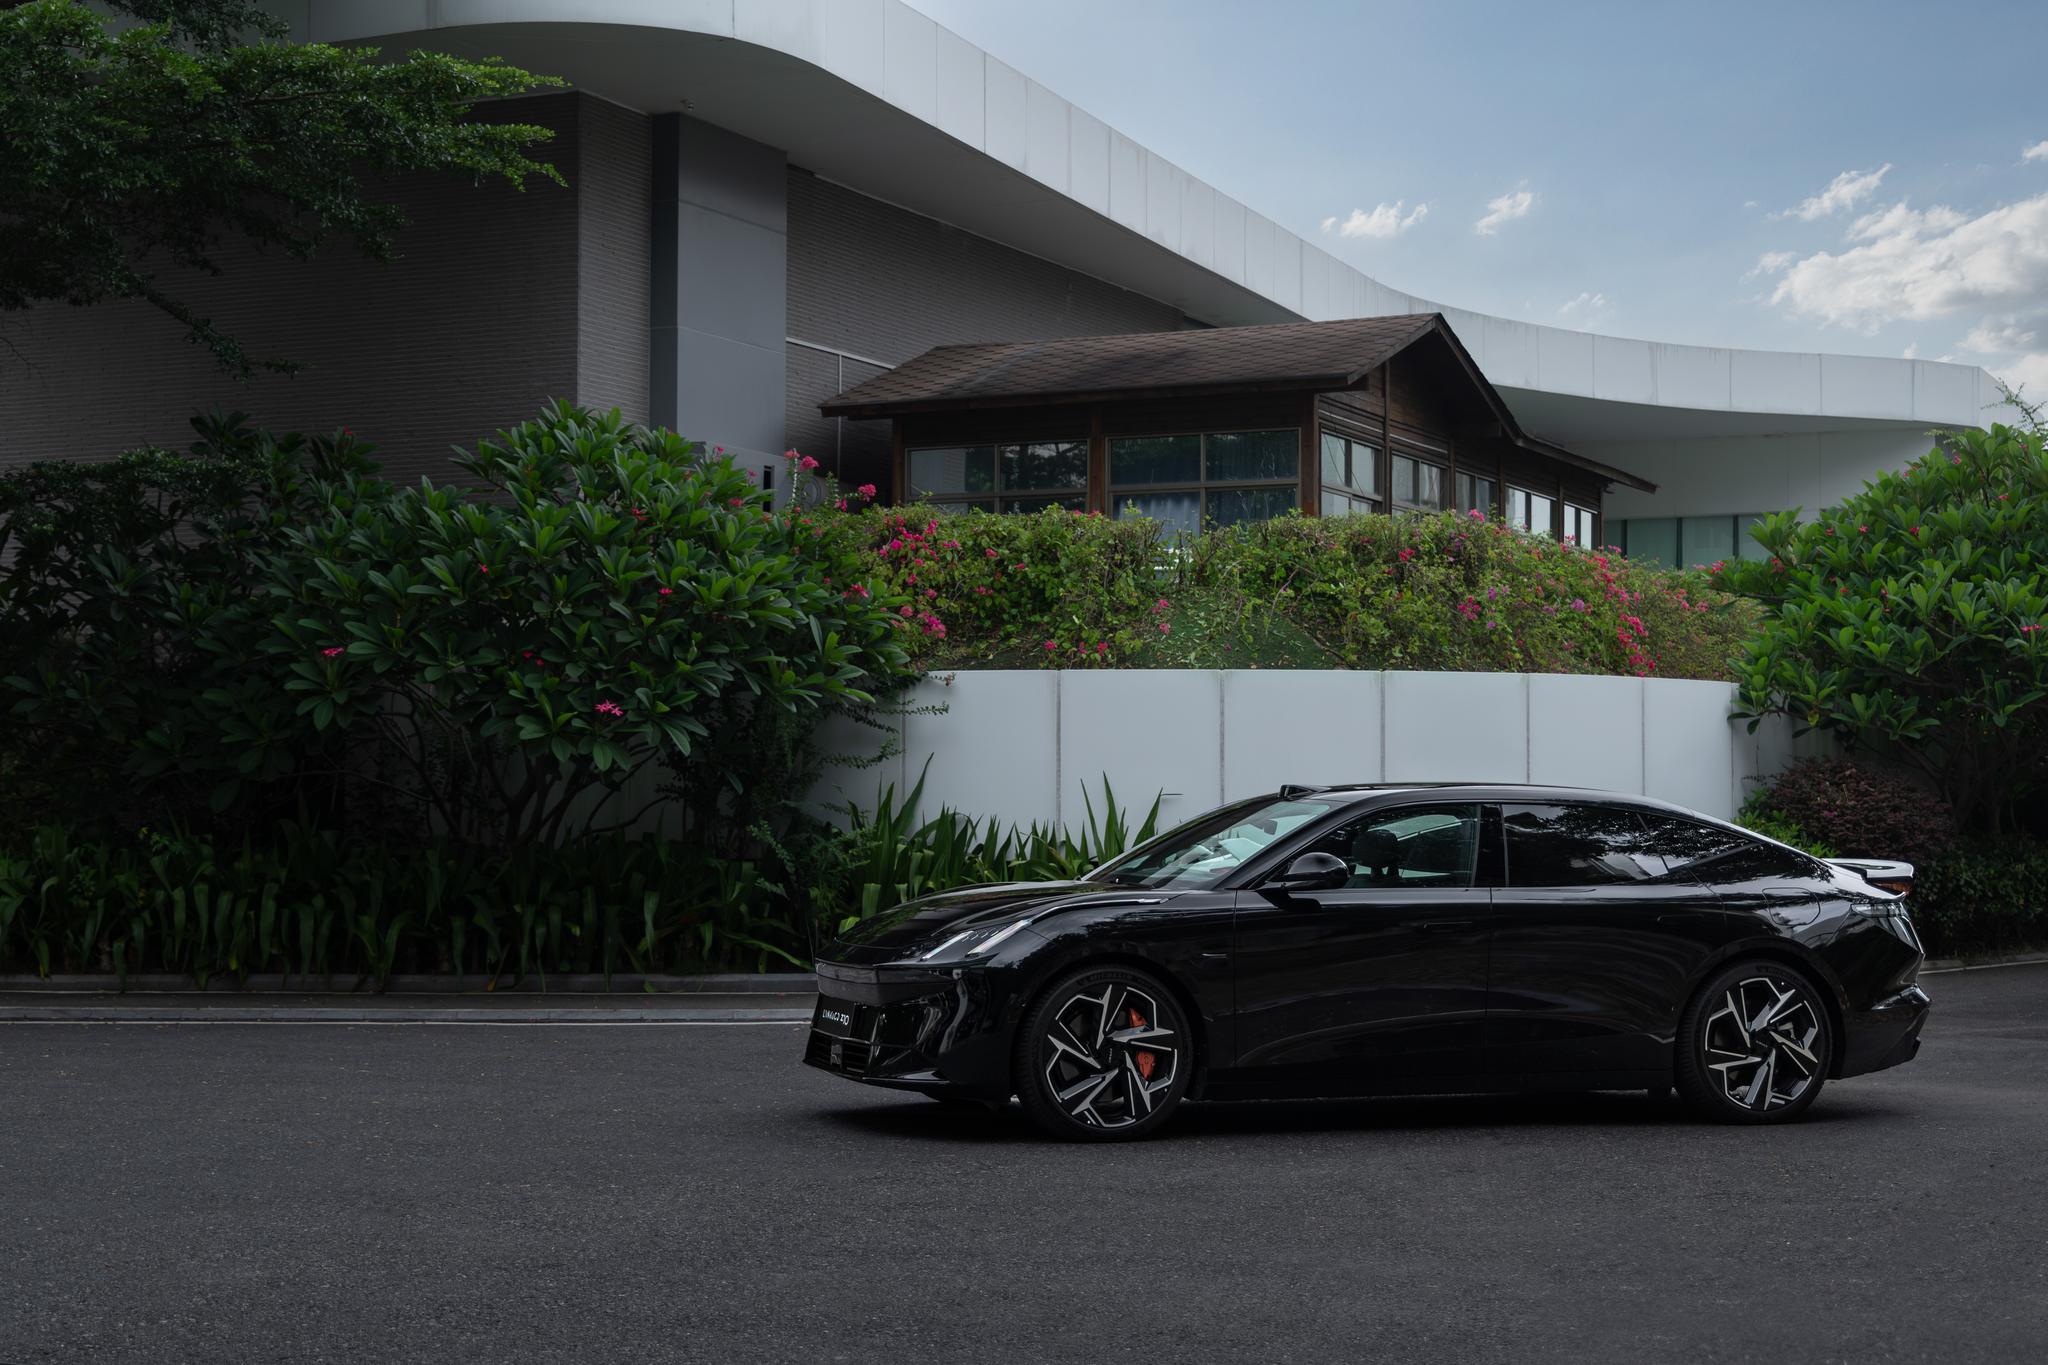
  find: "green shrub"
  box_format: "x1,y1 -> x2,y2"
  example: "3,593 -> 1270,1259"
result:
1720,424 -> 2048,834
843,504 -> 1754,679
0,405 -> 913,848
1911,840 -> 2048,959
0,823 -> 809,984
1748,757 -> 1955,868
1734,793 -> 1838,859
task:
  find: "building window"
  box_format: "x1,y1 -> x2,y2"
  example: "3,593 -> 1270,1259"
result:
907,441 -> 1087,514
1391,452 -> 1445,511
1456,471 -> 1496,517
1612,513 -> 1773,568
1319,430 -> 1380,516
1563,503 -> 1597,547
1110,429 -> 1298,534
1506,486 -> 1555,537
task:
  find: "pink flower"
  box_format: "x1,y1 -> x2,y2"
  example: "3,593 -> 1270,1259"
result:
1154,598 -> 1170,613
985,548 -> 999,559
477,563 -> 490,575
899,605 -> 914,617
595,700 -> 624,718
800,455 -> 819,471
729,497 -> 745,507
1096,642 -> 1108,655
856,483 -> 878,499
321,647 -> 343,658
1044,639 -> 1057,651
784,448 -> 800,460
657,587 -> 673,598
1158,622 -> 1170,635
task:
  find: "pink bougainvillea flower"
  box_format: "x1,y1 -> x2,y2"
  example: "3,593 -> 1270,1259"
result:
985,548 -> 999,559
856,483 -> 878,499
899,605 -> 914,617
1154,598 -> 1170,613
321,647 -> 343,658
1096,642 -> 1108,654
1158,622 -> 1170,635
800,455 -> 820,471
1044,639 -> 1057,651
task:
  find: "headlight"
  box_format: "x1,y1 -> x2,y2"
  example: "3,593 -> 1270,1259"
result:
918,917 -> 1034,962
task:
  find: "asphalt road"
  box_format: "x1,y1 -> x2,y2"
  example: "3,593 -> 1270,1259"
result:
2,966 -> 2044,1365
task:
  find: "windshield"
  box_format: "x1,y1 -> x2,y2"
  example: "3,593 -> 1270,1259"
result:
1087,796 -> 1337,890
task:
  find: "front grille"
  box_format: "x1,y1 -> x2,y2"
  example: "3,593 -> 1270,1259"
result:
804,1028 -> 872,1074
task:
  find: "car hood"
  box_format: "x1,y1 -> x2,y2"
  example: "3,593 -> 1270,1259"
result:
826,880 -> 1159,963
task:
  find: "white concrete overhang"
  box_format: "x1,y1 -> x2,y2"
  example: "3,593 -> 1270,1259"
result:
282,0 -> 2014,447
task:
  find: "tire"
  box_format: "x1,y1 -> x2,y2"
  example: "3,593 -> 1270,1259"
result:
1675,959 -> 1833,1124
1013,963 -> 1193,1142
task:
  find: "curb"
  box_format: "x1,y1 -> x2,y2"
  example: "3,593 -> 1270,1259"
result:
1922,952 -> 2048,974
0,1004 -> 814,1024
0,972 -> 815,996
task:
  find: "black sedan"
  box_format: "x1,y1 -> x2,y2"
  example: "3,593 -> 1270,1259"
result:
804,785 -> 1930,1141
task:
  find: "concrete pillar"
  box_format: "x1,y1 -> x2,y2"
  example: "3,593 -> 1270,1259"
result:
650,115 -> 787,459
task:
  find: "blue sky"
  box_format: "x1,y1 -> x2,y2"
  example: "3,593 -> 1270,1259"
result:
906,0 -> 2048,391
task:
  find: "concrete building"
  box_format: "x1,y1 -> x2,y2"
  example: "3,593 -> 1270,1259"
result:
0,1 -> 2013,565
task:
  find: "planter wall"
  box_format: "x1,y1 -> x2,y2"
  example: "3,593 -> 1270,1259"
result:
811,669 -> 1815,830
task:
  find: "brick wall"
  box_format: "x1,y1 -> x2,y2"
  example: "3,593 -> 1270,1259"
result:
784,168 -> 1187,488
0,93 -> 650,486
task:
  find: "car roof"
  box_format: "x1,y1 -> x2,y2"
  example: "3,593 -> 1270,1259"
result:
1274,783 -> 1717,821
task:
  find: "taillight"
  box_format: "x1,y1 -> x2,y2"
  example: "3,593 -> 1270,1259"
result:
1869,878 -> 1914,896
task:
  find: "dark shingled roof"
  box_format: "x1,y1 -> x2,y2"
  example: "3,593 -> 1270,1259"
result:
821,313 -> 1655,492
819,314 -> 1440,417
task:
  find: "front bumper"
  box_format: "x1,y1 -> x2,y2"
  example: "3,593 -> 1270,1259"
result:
1838,984 -> 1931,1078
800,959 -> 1016,1100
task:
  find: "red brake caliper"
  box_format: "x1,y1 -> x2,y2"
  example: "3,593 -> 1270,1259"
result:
1128,1005 -> 1156,1080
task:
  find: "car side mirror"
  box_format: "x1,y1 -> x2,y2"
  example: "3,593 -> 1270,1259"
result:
1267,852 -> 1349,893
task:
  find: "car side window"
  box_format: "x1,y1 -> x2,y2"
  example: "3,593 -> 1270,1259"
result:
1632,812 -> 1821,883
1502,803 -> 1675,887
1299,804 -> 1482,890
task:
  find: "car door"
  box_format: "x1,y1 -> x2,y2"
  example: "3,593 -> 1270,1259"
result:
1226,802 -> 1492,1096
1485,803 -> 1749,1078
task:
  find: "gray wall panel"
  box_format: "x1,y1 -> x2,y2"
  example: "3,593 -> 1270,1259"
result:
0,93 -> 644,485
785,169 -> 1185,483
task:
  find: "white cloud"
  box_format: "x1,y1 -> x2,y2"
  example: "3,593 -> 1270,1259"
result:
1960,317 -> 2041,353
1557,291 -> 1609,320
2024,141 -> 2048,163
1763,191 -> 2048,333
1321,201 -> 1430,240
1474,187 -> 1536,236
1746,250 -> 1797,279
1995,351 -> 2048,398
1778,164 -> 1891,221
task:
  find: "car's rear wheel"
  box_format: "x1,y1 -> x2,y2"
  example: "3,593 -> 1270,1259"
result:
1676,959 -> 1833,1124
1014,964 -> 1191,1142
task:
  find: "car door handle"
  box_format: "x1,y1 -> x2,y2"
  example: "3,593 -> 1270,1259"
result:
1416,919 -> 1477,933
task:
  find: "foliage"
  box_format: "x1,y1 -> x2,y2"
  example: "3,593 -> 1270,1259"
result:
0,405 -> 913,848
843,503 -> 1753,679
0,777 -> 1164,983
0,823 -> 807,985
1734,791 -> 1838,859
1718,425 -> 2048,833
0,0 -> 560,374
820,767 -> 1162,933
1745,757 -> 1955,869
1910,839 -> 2048,959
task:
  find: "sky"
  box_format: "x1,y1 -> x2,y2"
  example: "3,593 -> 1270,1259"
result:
905,0 -> 2048,394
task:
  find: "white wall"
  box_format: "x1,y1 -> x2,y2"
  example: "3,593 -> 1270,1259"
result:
811,669 -> 1799,831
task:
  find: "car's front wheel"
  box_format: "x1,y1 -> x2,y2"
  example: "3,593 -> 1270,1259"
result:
1014,964 -> 1192,1142
1676,960 -> 1833,1123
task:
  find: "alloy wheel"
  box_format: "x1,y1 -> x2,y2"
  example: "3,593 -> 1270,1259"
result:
1700,975 -> 1826,1113
1038,981 -> 1180,1130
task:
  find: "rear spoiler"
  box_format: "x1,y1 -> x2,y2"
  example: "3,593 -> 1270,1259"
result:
1826,858 -> 1915,895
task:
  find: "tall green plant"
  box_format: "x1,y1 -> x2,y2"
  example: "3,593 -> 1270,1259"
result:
1719,425 -> 2048,833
